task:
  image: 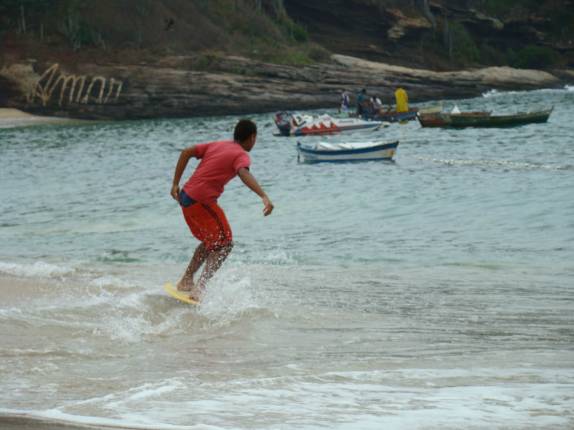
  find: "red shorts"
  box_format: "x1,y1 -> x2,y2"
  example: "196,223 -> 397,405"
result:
181,201 -> 233,251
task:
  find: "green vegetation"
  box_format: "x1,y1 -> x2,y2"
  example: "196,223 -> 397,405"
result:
511,45 -> 560,69
261,44 -> 330,65
0,0 -> 104,50
283,20 -> 309,43
478,43 -> 507,66
0,0 -> 51,36
57,0 -> 105,50
196,0 -> 318,64
0,0 -> 321,64
547,8 -> 574,40
192,52 -> 218,71
483,0 -> 540,17
450,22 -> 480,64
0,0 -> 569,69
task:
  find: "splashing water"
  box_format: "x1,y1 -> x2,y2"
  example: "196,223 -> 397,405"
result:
1,87 -> 574,429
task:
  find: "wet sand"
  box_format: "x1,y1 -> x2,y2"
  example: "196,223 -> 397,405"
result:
0,414 -> 146,430
2,89 -> 573,429
0,275 -> 61,306
0,108 -> 76,129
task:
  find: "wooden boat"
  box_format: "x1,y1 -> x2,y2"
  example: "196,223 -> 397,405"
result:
374,109 -> 418,122
297,140 -> 399,163
274,112 -> 382,136
361,105 -> 440,123
418,111 -> 490,128
418,108 -> 552,128
418,105 -> 443,115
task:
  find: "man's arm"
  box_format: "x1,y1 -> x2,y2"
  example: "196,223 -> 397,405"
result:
237,167 -> 274,216
170,146 -> 196,201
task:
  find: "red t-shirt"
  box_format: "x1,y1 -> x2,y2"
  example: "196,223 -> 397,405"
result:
182,140 -> 251,203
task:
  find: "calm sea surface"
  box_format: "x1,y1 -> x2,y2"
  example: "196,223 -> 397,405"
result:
1,88 -> 573,429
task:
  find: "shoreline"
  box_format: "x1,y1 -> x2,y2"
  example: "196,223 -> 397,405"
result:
0,83 -> 572,125
0,108 -> 78,129
0,413 -> 148,430
1,55 -> 573,121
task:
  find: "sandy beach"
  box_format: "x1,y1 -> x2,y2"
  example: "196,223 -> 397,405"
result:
0,413 -> 135,430
0,274 -> 62,306
0,108 -> 76,129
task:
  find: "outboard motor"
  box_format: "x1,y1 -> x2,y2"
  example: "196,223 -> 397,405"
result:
274,111 -> 293,136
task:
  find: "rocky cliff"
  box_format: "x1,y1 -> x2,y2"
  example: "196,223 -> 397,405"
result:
0,0 -> 573,120
0,54 -> 568,120
284,0 -> 574,69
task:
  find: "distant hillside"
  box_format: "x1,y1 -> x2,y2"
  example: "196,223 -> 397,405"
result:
0,0 -> 328,66
0,0 -> 573,69
284,0 -> 574,69
1,1 -> 572,121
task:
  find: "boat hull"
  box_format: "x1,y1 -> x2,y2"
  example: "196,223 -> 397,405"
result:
275,112 -> 382,136
418,108 -> 552,128
297,141 -> 399,163
374,110 -> 418,122
417,112 -> 491,128
293,120 -> 381,136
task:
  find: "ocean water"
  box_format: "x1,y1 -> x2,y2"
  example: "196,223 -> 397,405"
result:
0,88 -> 573,429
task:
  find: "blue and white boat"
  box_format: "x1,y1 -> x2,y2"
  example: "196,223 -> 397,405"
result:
297,140 -> 399,163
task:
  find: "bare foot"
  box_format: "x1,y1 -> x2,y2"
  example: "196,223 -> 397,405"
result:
188,285 -> 204,302
177,278 -> 194,292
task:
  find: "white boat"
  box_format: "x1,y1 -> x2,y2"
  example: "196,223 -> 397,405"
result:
297,140 -> 399,163
275,112 -> 383,136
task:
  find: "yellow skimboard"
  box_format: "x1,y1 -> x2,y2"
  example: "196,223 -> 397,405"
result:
163,282 -> 199,305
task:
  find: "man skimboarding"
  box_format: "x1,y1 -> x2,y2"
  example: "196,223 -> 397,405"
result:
170,119 -> 273,302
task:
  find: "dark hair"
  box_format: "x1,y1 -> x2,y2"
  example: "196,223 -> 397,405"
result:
234,119 -> 257,142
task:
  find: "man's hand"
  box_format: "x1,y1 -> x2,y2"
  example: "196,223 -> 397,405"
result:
238,167 -> 274,216
170,184 -> 180,202
262,196 -> 274,216
171,146 -> 196,202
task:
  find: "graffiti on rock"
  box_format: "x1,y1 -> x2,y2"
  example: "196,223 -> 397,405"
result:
28,64 -> 123,107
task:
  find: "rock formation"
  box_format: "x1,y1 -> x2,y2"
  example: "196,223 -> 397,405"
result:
0,55 -> 568,120
0,0 -> 572,120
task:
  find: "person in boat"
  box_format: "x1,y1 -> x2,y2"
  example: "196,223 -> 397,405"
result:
356,88 -> 368,117
340,91 -> 351,113
170,119 -> 274,302
395,87 -> 409,113
372,96 -> 383,112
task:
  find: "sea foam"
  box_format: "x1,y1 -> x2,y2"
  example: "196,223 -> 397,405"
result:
0,261 -> 75,278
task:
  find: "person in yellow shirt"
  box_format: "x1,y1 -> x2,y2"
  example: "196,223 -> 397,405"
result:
395,87 -> 409,113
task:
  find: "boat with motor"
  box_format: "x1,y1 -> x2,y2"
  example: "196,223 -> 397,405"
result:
358,105 -> 441,123
274,112 -> 383,136
371,109 -> 418,122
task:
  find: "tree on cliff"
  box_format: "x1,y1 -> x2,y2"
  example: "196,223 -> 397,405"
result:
0,0 -> 51,35
417,0 -> 436,29
0,0 -> 571,69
